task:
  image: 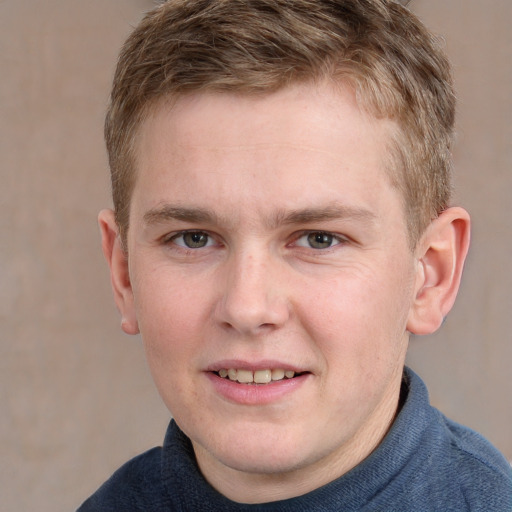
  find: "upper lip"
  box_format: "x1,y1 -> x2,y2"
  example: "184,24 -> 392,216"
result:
205,359 -> 308,373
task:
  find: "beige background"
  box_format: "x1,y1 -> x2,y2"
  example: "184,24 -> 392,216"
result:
1,1 -> 510,510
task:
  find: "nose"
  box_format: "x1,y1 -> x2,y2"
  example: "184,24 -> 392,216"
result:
215,251 -> 290,336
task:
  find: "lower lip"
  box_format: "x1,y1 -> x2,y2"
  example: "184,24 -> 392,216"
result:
205,372 -> 310,405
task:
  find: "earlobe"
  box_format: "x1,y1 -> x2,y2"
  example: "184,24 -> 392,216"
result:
98,209 -> 139,335
407,207 -> 471,335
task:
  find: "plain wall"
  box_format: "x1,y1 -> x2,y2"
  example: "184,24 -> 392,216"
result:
0,1 -> 510,510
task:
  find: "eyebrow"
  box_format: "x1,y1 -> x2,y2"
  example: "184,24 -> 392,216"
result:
143,205 -> 219,226
273,204 -> 376,228
142,202 -> 376,229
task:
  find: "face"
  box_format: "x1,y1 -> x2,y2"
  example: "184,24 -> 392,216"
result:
121,83 -> 420,499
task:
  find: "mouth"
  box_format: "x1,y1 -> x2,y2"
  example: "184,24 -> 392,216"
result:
213,368 -> 307,385
206,363 -> 311,404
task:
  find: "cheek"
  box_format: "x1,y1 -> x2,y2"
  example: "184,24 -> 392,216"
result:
132,272 -> 212,414
133,270 -> 213,360
296,265 -> 412,357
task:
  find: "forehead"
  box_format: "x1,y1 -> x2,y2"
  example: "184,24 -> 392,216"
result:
131,82 -> 402,226
139,82 -> 394,153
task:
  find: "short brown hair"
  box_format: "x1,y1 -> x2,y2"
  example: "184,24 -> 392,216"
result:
105,0 -> 455,247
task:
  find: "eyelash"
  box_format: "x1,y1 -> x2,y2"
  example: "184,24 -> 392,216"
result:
164,230 -> 217,250
164,230 -> 347,252
292,231 -> 346,250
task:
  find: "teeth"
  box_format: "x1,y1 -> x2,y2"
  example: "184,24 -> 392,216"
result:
217,368 -> 296,384
236,369 -> 254,384
271,369 -> 285,381
254,369 -> 271,384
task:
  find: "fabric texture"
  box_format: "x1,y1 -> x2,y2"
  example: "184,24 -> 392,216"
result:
78,368 -> 512,511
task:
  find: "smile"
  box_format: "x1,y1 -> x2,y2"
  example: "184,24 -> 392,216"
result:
215,368 -> 299,384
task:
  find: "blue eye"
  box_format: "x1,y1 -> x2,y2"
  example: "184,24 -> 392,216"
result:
172,231 -> 212,249
295,232 -> 341,249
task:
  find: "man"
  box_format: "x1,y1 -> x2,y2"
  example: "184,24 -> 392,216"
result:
79,0 -> 512,510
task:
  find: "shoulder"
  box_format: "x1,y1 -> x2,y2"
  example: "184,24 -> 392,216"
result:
391,370 -> 512,511
439,414 -> 512,510
77,447 -> 169,512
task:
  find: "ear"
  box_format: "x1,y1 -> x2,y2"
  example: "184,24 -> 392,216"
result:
407,207 -> 471,335
98,209 -> 139,335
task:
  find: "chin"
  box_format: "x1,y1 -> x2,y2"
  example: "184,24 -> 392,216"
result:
218,448 -> 309,476
196,425 -> 323,476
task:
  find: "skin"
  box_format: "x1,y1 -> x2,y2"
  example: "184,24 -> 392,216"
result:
100,82 -> 470,503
